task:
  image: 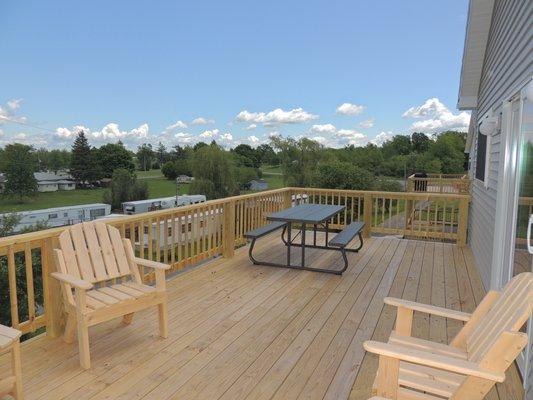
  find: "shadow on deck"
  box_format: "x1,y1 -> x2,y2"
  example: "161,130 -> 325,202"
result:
1,233 -> 524,399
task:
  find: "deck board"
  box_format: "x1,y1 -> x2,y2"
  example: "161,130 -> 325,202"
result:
1,233 -> 525,400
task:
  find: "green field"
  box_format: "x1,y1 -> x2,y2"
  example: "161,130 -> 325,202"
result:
0,166 -> 287,213
0,178 -> 191,213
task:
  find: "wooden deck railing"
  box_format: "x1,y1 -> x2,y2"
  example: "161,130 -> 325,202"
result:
406,173 -> 470,194
0,187 -> 469,337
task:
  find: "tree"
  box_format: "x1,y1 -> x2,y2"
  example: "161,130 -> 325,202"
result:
256,144 -> 278,165
271,136 -> 324,187
233,144 -> 260,168
315,161 -> 374,190
96,142 -> 135,178
2,143 -> 38,200
430,131 -> 467,173
70,131 -> 101,185
411,132 -> 431,153
189,144 -> 237,199
193,142 -> 208,152
48,149 -> 71,172
155,142 -> 167,167
137,143 -> 154,171
102,169 -> 149,210
161,161 -> 179,180
382,135 -> 412,157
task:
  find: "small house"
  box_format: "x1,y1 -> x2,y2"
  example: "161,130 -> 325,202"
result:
249,179 -> 268,191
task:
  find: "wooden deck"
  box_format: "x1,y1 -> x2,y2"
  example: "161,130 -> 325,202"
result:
1,233 -> 525,400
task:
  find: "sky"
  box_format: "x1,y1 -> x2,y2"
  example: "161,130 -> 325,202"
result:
0,0 -> 471,150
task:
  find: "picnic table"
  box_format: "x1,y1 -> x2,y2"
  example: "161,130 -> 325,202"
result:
244,204 -> 364,275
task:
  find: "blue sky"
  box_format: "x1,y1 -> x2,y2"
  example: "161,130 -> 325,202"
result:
0,0 -> 471,150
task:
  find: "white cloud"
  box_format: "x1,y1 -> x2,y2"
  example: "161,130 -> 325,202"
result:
268,131 -> 280,138
312,136 -> 328,145
335,129 -> 367,146
310,123 -> 336,134
54,123 -> 149,142
219,132 -> 233,141
236,107 -> 318,126
371,131 -> 394,145
359,118 -> 374,128
245,123 -> 257,130
174,132 -> 195,144
199,128 -> 220,138
402,98 -> 470,133
192,117 -> 214,125
0,99 -> 25,125
165,120 -> 187,131
336,103 -> 365,116
248,135 -> 260,144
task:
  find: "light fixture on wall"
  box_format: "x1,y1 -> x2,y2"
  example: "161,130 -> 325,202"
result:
479,114 -> 499,136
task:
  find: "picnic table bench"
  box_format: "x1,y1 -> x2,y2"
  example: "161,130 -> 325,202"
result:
245,204 -> 364,275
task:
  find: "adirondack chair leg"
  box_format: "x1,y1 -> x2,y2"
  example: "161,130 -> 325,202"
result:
64,313 -> 77,344
122,313 -> 134,325
395,306 -> 413,336
376,355 -> 399,399
11,340 -> 23,400
158,302 -> 168,338
75,289 -> 91,369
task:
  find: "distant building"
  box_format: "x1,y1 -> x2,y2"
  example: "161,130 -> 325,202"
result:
34,172 -> 76,192
122,195 -> 207,215
176,175 -> 194,183
0,203 -> 111,233
249,179 -> 268,191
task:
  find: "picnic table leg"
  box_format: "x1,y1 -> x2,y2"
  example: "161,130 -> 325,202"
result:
325,221 -> 329,245
301,223 -> 306,268
287,222 -> 292,267
313,224 -> 317,246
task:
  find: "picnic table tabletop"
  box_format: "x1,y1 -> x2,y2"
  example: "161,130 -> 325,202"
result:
267,204 -> 345,224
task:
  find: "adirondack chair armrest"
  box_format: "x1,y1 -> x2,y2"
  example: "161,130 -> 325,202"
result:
51,272 -> 93,290
384,297 -> 471,322
134,257 -> 171,270
363,340 -> 505,382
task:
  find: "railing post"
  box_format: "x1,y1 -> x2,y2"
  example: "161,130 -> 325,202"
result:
283,188 -> 293,208
223,200 -> 236,258
404,195 -> 413,232
43,237 -> 64,338
457,197 -> 469,246
363,193 -> 372,238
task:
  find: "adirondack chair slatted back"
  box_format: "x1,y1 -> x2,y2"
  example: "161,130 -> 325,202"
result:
58,222 -> 132,283
466,272 -> 533,362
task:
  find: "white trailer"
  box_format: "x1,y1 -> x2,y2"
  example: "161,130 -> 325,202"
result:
1,203 -> 111,233
122,195 -> 206,215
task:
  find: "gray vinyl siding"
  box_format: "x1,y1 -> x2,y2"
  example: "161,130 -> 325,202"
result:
468,0 -> 533,394
468,0 -> 533,290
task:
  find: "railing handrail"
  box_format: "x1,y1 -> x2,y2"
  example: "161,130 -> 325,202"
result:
0,186 -> 471,337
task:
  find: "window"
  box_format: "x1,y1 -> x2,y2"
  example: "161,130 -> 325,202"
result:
49,213 -> 58,219
475,130 -> 488,182
90,208 -> 106,219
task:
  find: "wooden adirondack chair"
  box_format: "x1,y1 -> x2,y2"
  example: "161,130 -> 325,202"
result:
364,272 -> 533,399
52,221 -> 170,369
0,325 -> 23,399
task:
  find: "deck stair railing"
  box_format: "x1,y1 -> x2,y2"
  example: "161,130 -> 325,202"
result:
0,187 -> 469,338
406,173 -> 470,194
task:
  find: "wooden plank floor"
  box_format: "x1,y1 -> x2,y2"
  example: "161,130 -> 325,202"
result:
0,233 -> 525,400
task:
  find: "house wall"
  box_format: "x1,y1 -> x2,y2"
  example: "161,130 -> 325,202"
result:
37,183 -> 58,192
468,0 -> 533,289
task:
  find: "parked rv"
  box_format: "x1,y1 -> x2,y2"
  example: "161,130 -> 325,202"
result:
1,203 -> 111,233
122,195 -> 206,215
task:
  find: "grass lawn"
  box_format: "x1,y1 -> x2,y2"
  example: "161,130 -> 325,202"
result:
0,179 -> 191,213
261,164 -> 282,174
137,169 -> 164,179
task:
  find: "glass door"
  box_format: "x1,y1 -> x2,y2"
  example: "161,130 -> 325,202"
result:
508,97 -> 533,379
